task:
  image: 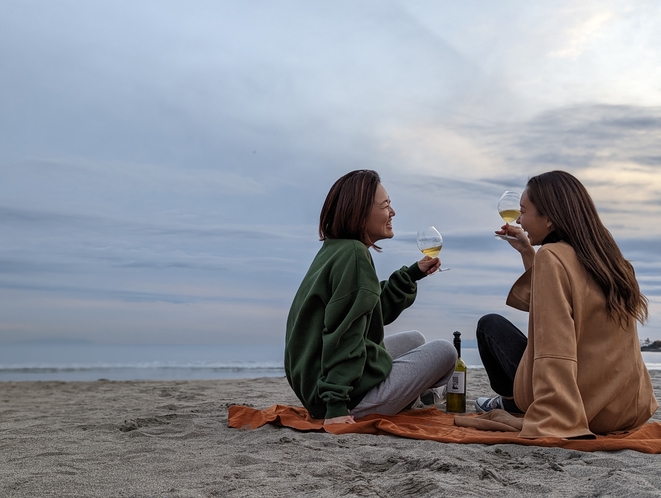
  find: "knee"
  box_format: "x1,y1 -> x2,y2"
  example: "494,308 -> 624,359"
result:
428,339 -> 458,366
384,330 -> 426,357
476,314 -> 506,341
407,330 -> 426,348
392,330 -> 425,348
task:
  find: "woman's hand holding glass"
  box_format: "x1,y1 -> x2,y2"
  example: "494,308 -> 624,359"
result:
495,191 -> 522,241
418,254 -> 441,275
495,214 -> 536,270
416,226 -> 450,274
495,223 -> 531,251
494,190 -> 535,268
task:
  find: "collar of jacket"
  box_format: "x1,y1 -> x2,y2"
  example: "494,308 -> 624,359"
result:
542,231 -> 564,245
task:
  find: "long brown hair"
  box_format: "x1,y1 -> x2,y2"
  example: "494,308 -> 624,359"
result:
319,170 -> 383,250
526,170 -> 648,325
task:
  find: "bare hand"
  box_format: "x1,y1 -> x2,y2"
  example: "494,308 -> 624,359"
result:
495,224 -> 536,270
324,415 -> 355,425
418,256 -> 441,275
495,224 -> 532,252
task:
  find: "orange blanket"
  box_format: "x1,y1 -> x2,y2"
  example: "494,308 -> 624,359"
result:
228,404 -> 661,454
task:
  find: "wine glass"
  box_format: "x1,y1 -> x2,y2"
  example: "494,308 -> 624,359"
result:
495,191 -> 521,241
416,226 -> 450,272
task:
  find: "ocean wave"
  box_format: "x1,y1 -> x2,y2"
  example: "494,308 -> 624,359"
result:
0,362 -> 285,373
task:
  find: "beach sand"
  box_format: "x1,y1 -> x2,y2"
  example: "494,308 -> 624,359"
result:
2,369 -> 661,497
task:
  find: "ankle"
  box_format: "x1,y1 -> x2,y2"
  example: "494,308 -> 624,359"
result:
501,397 -> 522,414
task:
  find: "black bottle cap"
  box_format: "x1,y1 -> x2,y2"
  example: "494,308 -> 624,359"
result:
453,331 -> 461,356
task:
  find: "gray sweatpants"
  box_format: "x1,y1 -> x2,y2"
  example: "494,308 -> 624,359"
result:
351,331 -> 457,418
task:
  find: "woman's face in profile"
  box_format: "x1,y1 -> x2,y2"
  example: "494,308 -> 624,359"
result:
517,189 -> 552,245
365,183 -> 395,244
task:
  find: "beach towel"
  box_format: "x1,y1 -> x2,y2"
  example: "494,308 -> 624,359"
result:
228,404 -> 661,454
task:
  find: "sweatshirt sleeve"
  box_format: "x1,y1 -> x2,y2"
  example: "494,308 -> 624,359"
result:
519,248 -> 594,439
379,263 -> 425,325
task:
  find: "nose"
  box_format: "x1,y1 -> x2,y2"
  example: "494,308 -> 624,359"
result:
515,213 -> 521,224
390,206 -> 396,217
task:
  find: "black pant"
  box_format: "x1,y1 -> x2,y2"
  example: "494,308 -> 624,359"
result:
476,314 -> 527,412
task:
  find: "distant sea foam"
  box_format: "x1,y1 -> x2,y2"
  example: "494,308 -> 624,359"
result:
1,341 -> 660,382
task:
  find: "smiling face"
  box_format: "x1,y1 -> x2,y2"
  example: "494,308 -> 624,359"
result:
516,188 -> 553,245
364,183 -> 395,245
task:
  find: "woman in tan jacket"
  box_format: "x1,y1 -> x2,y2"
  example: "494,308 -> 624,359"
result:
476,170 -> 658,438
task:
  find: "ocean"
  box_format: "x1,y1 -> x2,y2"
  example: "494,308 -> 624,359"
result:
0,342 -> 286,382
1,342 -> 660,382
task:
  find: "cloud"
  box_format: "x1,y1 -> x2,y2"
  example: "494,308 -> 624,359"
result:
486,105 -> 661,232
0,2 -> 660,345
369,103 -> 661,240
549,10 -> 614,59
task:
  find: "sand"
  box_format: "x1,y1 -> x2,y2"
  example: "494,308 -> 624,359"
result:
1,369 -> 661,498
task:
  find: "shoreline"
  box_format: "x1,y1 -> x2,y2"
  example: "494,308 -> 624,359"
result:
1,369 -> 660,497
3,349 -> 661,383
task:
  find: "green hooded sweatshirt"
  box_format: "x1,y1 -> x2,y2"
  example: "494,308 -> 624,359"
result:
285,238 -> 425,419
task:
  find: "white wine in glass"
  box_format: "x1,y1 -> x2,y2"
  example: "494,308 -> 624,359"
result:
416,226 -> 450,272
495,191 -> 521,241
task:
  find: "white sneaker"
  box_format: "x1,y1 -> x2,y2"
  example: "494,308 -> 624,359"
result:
420,387 -> 445,407
475,396 -> 504,412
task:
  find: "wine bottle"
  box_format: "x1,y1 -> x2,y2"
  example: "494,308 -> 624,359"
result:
446,331 -> 467,413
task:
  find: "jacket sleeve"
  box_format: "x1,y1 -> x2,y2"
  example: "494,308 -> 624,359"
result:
317,252 -> 382,419
506,270 -> 531,312
379,263 -> 425,325
519,248 -> 594,439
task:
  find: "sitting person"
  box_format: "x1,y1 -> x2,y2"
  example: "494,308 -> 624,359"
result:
476,170 -> 658,438
285,169 -> 457,425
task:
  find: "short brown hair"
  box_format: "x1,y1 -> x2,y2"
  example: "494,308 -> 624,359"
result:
319,170 -> 382,250
527,170 -> 648,325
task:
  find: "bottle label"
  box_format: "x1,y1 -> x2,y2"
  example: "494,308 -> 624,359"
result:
446,371 -> 465,394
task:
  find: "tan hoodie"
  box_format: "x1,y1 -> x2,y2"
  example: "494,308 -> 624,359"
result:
507,242 -> 658,439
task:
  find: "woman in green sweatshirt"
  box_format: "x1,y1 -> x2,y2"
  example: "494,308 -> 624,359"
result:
285,170 -> 457,425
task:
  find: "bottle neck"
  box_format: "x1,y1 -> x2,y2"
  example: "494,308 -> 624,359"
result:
452,331 -> 462,358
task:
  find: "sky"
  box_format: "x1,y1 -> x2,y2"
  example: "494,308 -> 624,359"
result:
1,0 -> 660,348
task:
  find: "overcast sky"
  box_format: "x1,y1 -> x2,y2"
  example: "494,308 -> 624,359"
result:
1,0 -> 660,347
